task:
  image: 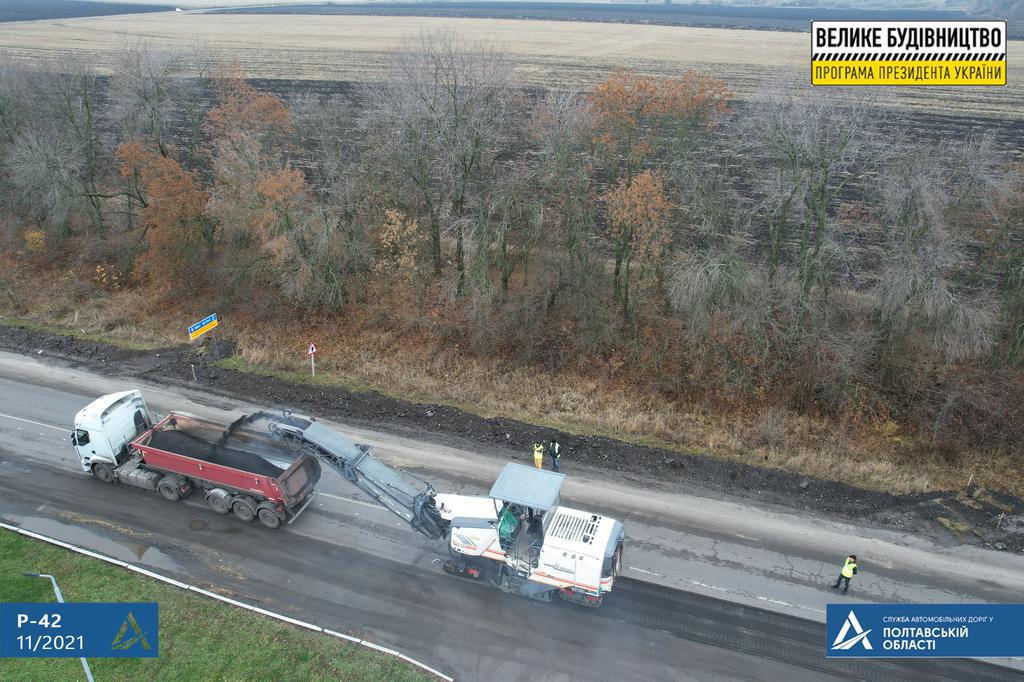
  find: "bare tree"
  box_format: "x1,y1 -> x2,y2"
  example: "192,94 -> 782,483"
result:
363,32 -> 518,292
0,63 -> 30,151
110,44 -> 182,157
531,91 -> 608,333
745,77 -> 877,313
875,137 -> 998,363
2,59 -> 109,235
0,62 -> 33,229
277,204 -> 365,311
5,126 -> 83,233
480,162 -> 541,295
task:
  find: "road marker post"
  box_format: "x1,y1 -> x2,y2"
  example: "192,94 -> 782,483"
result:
308,342 -> 318,378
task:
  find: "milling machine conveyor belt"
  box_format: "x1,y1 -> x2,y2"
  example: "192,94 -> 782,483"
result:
268,415 -> 448,539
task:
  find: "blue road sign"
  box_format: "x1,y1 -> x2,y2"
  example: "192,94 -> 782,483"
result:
188,313 -> 218,341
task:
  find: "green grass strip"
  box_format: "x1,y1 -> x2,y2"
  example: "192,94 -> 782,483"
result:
0,529 -> 430,682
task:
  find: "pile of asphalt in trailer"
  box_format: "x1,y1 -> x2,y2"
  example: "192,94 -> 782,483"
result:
148,429 -> 285,478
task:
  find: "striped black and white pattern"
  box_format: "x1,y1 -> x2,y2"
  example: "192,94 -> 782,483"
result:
812,52 -> 1005,61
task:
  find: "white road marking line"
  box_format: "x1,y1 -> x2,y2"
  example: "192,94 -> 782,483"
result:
756,596 -> 792,607
638,572 -> 820,616
689,580 -> 730,592
0,412 -> 66,433
629,566 -> 665,577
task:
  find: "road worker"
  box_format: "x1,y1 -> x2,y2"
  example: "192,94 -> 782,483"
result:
548,439 -> 562,472
533,443 -> 545,469
831,554 -> 858,594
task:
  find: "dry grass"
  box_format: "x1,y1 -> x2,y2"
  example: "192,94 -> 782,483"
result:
3,266 -> 1020,497
0,14 -> 1019,495
0,14 -> 1020,118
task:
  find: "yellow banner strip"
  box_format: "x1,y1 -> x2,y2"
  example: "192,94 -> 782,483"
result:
188,319 -> 219,341
812,60 -> 1006,86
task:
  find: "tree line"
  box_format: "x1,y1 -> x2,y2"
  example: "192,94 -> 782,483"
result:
1,34 -> 1021,450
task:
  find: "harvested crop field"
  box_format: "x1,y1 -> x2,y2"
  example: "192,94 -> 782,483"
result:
215,1 -> 979,34
0,14 -> 1020,118
0,0 -> 165,23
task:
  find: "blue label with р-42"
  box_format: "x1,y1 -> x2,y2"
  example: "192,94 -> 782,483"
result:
1,602 -> 158,658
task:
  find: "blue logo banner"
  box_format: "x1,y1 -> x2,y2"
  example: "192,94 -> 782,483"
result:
827,603 -> 1024,658
1,603 -> 158,658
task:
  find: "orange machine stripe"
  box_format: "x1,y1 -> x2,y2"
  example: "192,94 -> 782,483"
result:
533,571 -> 600,592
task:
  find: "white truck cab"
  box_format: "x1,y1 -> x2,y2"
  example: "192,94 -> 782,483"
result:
71,390 -> 153,473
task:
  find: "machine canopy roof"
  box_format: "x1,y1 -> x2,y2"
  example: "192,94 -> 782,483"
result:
489,463 -> 565,511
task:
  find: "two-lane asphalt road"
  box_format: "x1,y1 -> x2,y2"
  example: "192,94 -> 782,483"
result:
0,350 -> 1021,680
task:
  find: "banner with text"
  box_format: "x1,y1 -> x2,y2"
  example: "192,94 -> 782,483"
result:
812,21 -> 1007,86
826,603 -> 1024,657
1,602 -> 158,658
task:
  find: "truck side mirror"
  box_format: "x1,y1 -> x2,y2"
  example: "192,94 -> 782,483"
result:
70,431 -> 77,446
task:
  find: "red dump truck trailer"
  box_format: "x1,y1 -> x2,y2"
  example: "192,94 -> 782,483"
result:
72,390 -> 321,528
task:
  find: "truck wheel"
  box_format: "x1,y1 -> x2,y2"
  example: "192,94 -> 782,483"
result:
92,463 -> 115,483
157,480 -> 181,501
232,500 -> 256,522
206,491 -> 231,515
257,507 -> 282,529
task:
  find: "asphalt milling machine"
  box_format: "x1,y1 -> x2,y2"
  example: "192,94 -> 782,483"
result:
71,391 -> 625,607
269,410 -> 625,607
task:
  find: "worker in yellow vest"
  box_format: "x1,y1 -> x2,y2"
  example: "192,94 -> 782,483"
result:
532,443 -> 545,469
548,439 -> 562,472
831,554 -> 858,594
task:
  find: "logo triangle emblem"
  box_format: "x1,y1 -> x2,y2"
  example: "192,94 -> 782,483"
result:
832,610 -> 873,650
111,611 -> 152,652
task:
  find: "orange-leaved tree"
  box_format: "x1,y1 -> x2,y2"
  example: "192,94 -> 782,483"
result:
589,69 -> 729,182
374,208 -> 424,286
254,163 -> 307,260
203,65 -> 304,295
204,63 -> 292,149
116,141 -> 211,293
604,170 -> 671,317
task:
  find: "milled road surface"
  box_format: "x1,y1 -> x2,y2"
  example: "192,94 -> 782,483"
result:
0,350 -> 1022,680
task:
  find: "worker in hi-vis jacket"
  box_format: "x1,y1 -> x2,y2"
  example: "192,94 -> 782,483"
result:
533,443 -> 545,469
548,439 -> 562,472
831,554 -> 858,594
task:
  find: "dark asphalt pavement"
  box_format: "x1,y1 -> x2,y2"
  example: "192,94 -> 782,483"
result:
0,353 -> 1020,680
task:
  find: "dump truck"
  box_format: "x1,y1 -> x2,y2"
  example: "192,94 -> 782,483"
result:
71,391 -> 321,528
73,391 -> 624,606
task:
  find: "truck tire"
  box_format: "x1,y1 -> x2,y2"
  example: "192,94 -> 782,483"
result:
157,480 -> 181,501
257,506 -> 282,529
232,498 -> 256,522
206,489 -> 232,515
92,463 -> 115,483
